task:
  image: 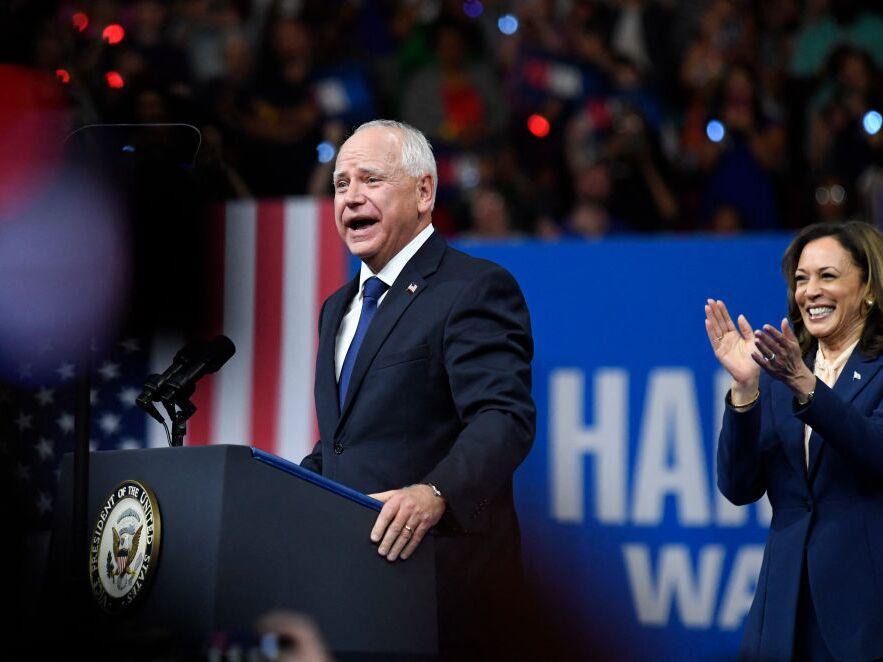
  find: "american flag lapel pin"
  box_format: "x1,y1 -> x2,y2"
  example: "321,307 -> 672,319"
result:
854,371 -> 861,380
407,282 -> 418,294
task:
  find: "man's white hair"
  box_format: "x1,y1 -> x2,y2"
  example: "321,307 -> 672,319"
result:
352,119 -> 437,209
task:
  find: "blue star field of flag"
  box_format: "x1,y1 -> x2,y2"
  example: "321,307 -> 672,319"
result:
2,337 -> 150,529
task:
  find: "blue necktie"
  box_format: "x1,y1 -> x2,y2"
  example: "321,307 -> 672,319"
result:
338,276 -> 389,408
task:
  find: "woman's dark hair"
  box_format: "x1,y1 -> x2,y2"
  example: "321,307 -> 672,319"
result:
781,221 -> 883,357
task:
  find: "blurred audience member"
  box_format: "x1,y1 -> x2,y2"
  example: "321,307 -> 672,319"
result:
255,611 -> 331,662
809,46 -> 881,185
812,175 -> 853,223
567,202 -> 613,238
402,19 -> 506,148
790,0 -> 883,80
708,204 -> 745,234
463,186 -> 520,239
699,63 -> 785,230
608,0 -> 677,98
234,16 -> 321,195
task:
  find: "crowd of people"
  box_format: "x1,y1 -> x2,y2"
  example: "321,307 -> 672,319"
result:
9,0 -> 883,238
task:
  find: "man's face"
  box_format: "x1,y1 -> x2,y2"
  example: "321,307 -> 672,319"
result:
333,127 -> 431,273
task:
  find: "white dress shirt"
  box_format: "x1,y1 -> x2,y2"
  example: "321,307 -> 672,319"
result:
334,224 -> 435,380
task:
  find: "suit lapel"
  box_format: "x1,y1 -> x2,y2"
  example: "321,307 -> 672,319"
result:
807,348 -> 881,480
828,347 -> 879,406
316,277 -> 358,430
335,232 -> 446,433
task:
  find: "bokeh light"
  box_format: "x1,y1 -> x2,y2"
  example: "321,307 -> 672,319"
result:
830,184 -> 845,204
527,114 -> 551,138
706,119 -> 726,143
463,1 -> 483,19
863,110 -> 882,136
316,141 -> 336,163
458,157 -> 480,188
105,71 -> 125,89
498,14 -> 519,35
55,69 -> 71,84
102,24 -> 125,45
0,168 -> 127,382
71,12 -> 89,32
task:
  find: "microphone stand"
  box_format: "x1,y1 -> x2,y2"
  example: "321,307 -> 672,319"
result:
160,388 -> 197,447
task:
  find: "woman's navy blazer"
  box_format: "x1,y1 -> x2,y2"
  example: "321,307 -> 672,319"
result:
718,348 -> 883,661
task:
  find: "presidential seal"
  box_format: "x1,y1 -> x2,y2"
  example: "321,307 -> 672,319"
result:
88,480 -> 162,613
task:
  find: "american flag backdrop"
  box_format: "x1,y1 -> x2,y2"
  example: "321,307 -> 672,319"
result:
150,197 -> 347,459
6,197 -> 348,529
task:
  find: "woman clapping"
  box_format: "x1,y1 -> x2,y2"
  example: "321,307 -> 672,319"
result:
707,221 -> 883,661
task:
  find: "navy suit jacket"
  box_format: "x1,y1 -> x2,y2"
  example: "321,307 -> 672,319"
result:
301,231 -> 535,653
718,348 -> 883,661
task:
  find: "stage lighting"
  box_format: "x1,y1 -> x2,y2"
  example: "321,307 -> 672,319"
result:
72,12 -> 89,32
498,14 -> 519,35
863,110 -> 882,136
102,24 -> 125,45
105,71 -> 124,89
463,1 -> 483,18
706,119 -> 726,143
527,114 -> 551,138
316,141 -> 336,164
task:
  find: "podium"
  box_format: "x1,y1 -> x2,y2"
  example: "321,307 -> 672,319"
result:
51,445 -> 437,658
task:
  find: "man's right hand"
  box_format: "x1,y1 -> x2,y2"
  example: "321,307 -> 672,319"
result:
368,485 -> 446,562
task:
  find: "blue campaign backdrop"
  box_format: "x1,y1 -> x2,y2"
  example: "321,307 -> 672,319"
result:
455,235 -> 793,661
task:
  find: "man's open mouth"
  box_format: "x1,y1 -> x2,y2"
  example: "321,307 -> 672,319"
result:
347,217 -> 378,231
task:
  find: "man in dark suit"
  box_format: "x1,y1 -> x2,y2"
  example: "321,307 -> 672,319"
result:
300,119 -> 535,658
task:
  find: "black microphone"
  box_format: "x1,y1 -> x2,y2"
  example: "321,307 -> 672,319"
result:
157,335 -> 236,403
135,335 -> 234,447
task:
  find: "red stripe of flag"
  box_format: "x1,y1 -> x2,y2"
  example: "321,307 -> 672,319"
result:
250,200 -> 285,452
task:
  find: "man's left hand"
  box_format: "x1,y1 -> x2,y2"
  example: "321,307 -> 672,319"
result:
367,485 -> 446,561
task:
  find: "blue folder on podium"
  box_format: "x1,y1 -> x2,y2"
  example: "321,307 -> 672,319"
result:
52,444 -> 438,658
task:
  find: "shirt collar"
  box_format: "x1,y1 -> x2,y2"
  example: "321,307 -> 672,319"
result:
815,338 -> 860,372
358,224 -> 434,294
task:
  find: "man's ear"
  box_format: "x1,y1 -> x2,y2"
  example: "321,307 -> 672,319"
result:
416,173 -> 434,214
